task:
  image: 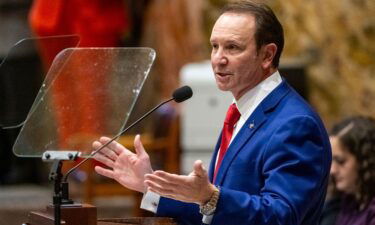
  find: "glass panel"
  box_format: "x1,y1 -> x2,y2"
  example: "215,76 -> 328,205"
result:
13,47 -> 155,157
0,35 -> 80,128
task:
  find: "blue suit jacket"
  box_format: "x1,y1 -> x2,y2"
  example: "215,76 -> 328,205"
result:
156,80 -> 332,225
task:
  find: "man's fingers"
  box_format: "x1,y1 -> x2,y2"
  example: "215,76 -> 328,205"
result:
92,152 -> 115,168
93,141 -> 119,161
99,136 -> 125,155
95,166 -> 114,179
152,170 -> 185,185
147,186 -> 190,203
145,180 -> 175,196
145,174 -> 177,190
193,160 -> 206,177
134,134 -> 147,156
92,140 -> 103,151
93,137 -> 135,160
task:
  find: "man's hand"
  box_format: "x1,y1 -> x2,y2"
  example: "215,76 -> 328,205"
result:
92,134 -> 153,193
144,160 -> 217,205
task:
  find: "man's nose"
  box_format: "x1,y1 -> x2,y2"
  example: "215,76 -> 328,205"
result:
212,49 -> 228,65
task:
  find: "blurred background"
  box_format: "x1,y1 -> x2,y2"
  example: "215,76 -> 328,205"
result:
0,0 -> 374,224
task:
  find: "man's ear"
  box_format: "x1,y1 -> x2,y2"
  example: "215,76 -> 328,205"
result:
261,43 -> 277,69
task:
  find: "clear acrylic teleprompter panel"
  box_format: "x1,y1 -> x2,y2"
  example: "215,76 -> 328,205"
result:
0,35 -> 80,128
13,47 -> 155,157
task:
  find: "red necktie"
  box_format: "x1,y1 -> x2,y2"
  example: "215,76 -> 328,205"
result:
213,103 -> 241,182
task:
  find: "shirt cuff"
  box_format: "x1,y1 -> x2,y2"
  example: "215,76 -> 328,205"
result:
140,190 -> 160,213
202,215 -> 214,224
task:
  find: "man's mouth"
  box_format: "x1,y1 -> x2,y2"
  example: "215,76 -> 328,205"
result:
216,72 -> 232,77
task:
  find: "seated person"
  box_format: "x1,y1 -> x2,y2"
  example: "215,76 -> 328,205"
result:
329,116 -> 375,225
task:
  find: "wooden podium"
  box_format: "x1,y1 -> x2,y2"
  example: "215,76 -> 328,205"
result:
25,204 -> 177,225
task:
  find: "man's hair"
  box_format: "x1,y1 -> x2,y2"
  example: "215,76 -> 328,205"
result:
331,116 -> 375,209
222,0 -> 284,68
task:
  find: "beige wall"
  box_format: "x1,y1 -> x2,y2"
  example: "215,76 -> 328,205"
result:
270,0 -> 375,127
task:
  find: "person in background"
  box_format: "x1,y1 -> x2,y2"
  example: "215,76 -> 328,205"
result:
330,116 -> 375,225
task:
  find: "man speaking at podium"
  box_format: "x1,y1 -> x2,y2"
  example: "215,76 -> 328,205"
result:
92,1 -> 331,224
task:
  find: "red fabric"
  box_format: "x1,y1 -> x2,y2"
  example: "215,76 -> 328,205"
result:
213,103 -> 241,182
28,0 -> 129,47
28,0 -> 129,168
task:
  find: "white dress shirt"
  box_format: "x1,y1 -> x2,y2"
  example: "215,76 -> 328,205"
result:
141,71 -> 282,224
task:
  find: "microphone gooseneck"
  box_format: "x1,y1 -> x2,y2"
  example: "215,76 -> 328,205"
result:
63,85 -> 193,182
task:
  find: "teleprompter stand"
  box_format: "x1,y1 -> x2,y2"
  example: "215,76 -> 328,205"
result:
23,151 -> 97,225
9,44 -> 177,225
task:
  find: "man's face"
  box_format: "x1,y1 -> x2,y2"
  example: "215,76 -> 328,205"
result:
330,136 -> 359,194
210,12 -> 266,100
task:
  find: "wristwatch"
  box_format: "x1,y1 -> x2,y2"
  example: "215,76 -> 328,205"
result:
199,187 -> 220,216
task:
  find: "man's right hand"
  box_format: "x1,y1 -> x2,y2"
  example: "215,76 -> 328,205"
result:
92,134 -> 153,193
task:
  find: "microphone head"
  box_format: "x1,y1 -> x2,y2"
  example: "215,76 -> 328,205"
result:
172,86 -> 193,103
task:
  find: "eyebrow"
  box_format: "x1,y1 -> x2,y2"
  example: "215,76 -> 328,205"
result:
210,37 -> 244,45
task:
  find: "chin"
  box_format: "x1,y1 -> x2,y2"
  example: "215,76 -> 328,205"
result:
215,83 -> 230,92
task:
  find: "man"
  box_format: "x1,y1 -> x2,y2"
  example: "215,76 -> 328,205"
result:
92,1 -> 331,224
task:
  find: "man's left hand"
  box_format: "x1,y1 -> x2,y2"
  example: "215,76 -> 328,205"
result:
144,160 -> 217,205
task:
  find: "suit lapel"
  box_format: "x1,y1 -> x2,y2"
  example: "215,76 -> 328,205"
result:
213,80 -> 291,185
209,133 -> 221,182
213,109 -> 267,185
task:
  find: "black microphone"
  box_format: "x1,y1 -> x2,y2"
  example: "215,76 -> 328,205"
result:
173,85 -> 193,103
63,85 -> 193,182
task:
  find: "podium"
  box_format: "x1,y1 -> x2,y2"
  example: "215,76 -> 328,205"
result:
26,204 -> 177,225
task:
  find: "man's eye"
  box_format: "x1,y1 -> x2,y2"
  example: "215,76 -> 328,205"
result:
227,44 -> 238,50
211,44 -> 218,49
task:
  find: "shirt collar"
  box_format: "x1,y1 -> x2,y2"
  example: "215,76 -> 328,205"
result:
234,70 -> 282,120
